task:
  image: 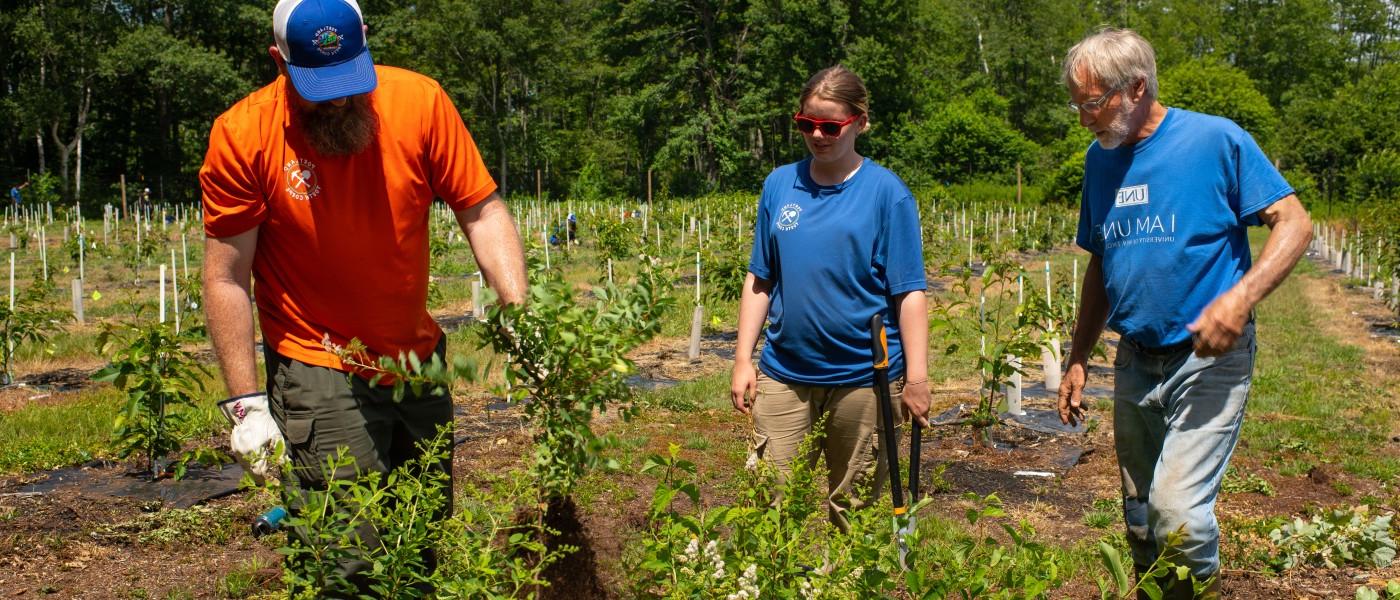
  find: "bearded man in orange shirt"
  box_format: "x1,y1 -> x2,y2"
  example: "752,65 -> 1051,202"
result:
199,0 -> 525,592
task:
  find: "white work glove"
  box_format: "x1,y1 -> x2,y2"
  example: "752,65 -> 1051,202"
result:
218,392 -> 284,480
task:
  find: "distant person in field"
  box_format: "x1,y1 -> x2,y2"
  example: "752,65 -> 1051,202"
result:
8,181 -> 25,206
730,65 -> 930,531
1057,29 -> 1311,599
199,0 -> 525,594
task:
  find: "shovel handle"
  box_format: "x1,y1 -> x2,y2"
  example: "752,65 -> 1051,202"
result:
908,421 -> 922,503
871,314 -> 905,513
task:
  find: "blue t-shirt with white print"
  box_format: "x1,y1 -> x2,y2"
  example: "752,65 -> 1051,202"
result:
749,157 -> 927,386
1076,108 -> 1293,348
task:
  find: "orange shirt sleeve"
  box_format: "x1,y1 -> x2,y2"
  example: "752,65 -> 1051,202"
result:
425,85 -> 497,210
200,113 -> 267,238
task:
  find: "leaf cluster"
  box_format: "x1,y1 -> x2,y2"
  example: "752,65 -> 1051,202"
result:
480,257 -> 675,500
933,260 -> 1052,432
277,431 -> 566,599
629,440 -> 1071,598
93,320 -> 210,480
1268,506 -> 1397,570
0,276 -> 70,383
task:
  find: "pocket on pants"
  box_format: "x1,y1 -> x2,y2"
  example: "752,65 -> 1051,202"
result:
1113,344 -> 1132,369
750,433 -> 770,463
283,415 -> 314,446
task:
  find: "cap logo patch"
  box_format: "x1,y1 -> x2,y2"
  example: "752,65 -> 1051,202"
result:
313,26 -> 343,56
284,158 -> 322,201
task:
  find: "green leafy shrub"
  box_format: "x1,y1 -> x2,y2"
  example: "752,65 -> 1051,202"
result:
481,259 -> 674,500
94,320 -> 215,480
932,260 -> 1053,445
1348,150 -> 1400,204
700,244 -> 748,303
0,276 -> 69,384
1044,150 -> 1085,206
278,434 -> 567,599
1269,506 -> 1397,570
629,443 -> 1070,598
592,217 -> 642,262
891,98 -> 1037,185
1160,58 -> 1278,146
1097,527 -> 1211,600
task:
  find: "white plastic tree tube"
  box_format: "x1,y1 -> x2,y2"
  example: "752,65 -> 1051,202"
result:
159,264 -> 167,323
1003,354 -> 1024,415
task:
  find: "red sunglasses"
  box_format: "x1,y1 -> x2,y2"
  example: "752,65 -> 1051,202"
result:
793,113 -> 861,137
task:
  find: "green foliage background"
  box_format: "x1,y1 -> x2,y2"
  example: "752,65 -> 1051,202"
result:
0,0 -> 1396,206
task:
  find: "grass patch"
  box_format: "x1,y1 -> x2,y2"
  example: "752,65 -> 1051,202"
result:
1222,466 -> 1276,496
0,384 -> 226,474
1246,252 -> 1400,484
640,372 -> 729,412
1083,497 -> 1119,529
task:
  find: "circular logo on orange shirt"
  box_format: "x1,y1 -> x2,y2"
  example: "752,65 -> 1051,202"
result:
283,159 -> 321,201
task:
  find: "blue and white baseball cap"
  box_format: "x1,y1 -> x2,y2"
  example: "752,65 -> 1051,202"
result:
273,0 -> 377,102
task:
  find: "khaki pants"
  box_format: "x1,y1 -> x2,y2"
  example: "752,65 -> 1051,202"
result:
750,371 -> 904,531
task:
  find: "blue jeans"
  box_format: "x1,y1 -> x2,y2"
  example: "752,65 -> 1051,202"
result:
1113,322 -> 1255,578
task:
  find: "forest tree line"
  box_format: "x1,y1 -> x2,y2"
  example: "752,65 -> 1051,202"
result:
1,0 -> 1397,208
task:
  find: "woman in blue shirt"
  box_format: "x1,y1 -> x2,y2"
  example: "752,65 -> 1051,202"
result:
730,65 -> 930,530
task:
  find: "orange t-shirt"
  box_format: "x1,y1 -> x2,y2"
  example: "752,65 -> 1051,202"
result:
200,65 -> 496,372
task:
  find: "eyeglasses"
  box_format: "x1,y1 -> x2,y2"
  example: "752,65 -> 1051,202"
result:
793,113 -> 861,137
1067,87 -> 1121,114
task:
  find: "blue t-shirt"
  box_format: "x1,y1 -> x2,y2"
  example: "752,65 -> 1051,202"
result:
8,188 -> 18,205
1076,108 -> 1293,348
749,157 -> 927,386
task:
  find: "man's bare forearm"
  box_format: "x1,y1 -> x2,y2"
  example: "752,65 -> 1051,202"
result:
458,194 -> 527,305
203,231 -> 260,396
1232,195 -> 1312,310
205,279 -> 260,395
1068,254 -> 1109,366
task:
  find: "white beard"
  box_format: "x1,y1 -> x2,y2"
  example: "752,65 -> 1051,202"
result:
1096,95 -> 1138,150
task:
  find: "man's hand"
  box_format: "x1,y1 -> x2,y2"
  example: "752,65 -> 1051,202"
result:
731,361 -> 757,415
218,392 -> 283,478
902,378 -> 931,427
1187,289 -> 1250,357
1058,362 -> 1089,426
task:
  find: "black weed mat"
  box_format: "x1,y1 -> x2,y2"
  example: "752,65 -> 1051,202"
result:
18,462 -> 246,509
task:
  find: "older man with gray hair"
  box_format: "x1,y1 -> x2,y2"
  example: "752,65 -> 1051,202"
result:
1057,28 -> 1311,598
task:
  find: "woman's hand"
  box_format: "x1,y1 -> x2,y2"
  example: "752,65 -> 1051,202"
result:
731,361 -> 757,415
902,378 -> 931,427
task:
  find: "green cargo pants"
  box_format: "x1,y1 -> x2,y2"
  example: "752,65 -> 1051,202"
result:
265,337 -> 453,596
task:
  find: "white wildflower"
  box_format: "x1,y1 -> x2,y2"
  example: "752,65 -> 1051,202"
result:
703,539 -> 725,579
736,564 -> 759,599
